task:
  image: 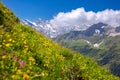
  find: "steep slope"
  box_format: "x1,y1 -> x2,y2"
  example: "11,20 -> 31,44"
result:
0,2 -> 119,80
54,23 -> 120,77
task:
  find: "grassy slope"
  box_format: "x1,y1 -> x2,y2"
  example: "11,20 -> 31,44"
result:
0,2 -> 119,80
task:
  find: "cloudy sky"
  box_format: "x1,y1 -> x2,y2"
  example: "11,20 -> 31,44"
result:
2,0 -> 120,28
50,8 -> 120,29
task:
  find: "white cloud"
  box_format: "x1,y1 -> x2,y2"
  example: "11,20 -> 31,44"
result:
50,8 -> 120,30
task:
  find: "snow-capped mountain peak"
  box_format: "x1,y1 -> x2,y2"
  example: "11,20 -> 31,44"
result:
21,19 -> 120,38
22,19 -> 58,38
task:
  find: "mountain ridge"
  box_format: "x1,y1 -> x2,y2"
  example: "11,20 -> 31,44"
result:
22,19 -> 120,38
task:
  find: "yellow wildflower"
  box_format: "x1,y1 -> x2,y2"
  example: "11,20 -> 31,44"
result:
7,35 -> 10,38
25,47 -> 29,51
29,57 -> 35,62
45,72 -> 48,76
1,31 -> 4,34
41,72 -> 45,76
23,40 -> 27,44
33,62 -> 36,64
5,43 -> 12,47
13,32 -> 16,35
12,40 -> 15,43
8,38 -> 12,42
26,70 -> 30,73
23,73 -> 29,79
44,64 -> 48,67
77,74 -> 80,77
12,75 -> 15,78
2,55 -> 6,59
29,66 -> 32,69
17,69 -> 22,74
61,56 -> 65,61
24,45 -> 28,48
0,45 -> 2,47
3,40 -> 6,42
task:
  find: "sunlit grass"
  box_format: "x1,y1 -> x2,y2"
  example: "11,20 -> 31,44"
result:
0,23 -> 119,80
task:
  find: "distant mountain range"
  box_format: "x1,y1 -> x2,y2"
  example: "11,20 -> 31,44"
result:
54,22 -> 120,43
53,22 -> 120,77
22,19 -> 120,38
22,19 -> 56,38
22,19 -> 70,38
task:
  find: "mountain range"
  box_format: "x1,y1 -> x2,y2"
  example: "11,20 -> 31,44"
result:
22,19 -> 120,38
54,22 -> 120,77
22,19 -> 90,38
